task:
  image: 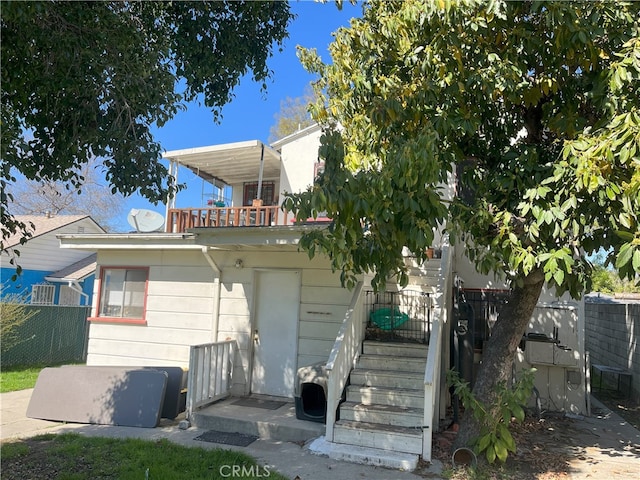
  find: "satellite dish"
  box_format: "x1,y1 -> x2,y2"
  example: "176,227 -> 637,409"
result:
127,209 -> 165,233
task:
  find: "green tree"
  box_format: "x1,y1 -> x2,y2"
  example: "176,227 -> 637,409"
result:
2,1 -> 293,252
589,252 -> 640,294
268,85 -> 318,143
287,0 -> 640,455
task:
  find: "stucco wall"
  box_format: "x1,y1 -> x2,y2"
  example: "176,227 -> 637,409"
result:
277,127 -> 322,202
585,297 -> 639,402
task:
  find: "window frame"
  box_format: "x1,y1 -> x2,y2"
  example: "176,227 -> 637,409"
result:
91,266 -> 149,325
242,181 -> 275,206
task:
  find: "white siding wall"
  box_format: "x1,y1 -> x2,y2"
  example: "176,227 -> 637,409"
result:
215,249 -> 351,396
87,247 -> 353,397
0,218 -> 103,271
87,250 -> 216,367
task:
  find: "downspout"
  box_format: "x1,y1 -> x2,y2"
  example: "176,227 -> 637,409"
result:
43,276 -> 90,305
68,280 -> 90,306
201,247 -> 222,342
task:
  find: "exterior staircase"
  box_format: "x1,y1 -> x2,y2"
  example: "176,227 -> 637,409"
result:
328,340 -> 428,470
313,246 -> 450,470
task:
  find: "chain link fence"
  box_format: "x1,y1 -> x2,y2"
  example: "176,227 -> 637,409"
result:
1,304 -> 90,368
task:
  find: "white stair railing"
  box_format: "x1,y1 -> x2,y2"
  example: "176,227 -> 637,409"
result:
422,243 -> 453,461
325,281 -> 365,442
186,340 -> 235,420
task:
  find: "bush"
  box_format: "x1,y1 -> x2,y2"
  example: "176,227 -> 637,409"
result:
0,293 -> 38,351
448,368 -> 536,464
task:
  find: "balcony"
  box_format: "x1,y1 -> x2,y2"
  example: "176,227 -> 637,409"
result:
162,136 -> 328,234
166,205 -> 290,233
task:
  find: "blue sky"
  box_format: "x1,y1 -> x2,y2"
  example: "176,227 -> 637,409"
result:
118,1 -> 363,230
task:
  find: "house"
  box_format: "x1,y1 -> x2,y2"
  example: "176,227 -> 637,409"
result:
57,125 -> 587,468
1,214 -> 105,305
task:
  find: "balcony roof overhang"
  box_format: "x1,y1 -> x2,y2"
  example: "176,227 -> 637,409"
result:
163,140 -> 281,186
57,224 -> 329,251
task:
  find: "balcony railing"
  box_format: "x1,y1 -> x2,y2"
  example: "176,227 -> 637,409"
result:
167,206 -> 288,233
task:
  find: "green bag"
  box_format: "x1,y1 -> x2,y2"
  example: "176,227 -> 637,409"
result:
369,307 -> 409,330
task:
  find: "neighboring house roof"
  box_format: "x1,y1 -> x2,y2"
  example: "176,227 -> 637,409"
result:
45,253 -> 97,282
3,214 -> 104,248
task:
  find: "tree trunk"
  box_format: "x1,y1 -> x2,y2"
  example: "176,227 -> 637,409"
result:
452,269 -> 545,450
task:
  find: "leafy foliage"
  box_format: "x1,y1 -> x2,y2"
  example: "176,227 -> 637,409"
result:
589,253 -> 640,293
0,292 -> 39,352
291,0 -> 639,295
1,1 -> 293,249
288,0 -> 639,449
448,369 -> 536,464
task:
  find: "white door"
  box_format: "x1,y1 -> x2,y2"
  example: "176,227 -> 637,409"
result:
251,270 -> 300,397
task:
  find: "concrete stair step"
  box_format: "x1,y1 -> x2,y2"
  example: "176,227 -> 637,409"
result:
406,275 -> 439,289
356,354 -> 426,373
346,385 -> 424,408
309,437 -> 419,471
405,255 -> 442,287
330,443 -> 420,471
333,420 -> 423,454
404,255 -> 442,270
362,341 -> 428,358
350,367 -> 423,389
406,265 -> 440,278
340,401 -> 423,427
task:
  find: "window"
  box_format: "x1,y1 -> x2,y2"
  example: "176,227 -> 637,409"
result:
243,182 -> 275,206
31,284 -> 55,305
96,267 -> 148,323
59,285 -> 81,306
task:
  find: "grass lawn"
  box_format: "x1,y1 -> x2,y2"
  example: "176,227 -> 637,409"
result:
0,365 -> 44,393
1,433 -> 287,480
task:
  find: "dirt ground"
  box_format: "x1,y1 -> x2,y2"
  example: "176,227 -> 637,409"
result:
592,391 -> 640,431
427,414 -> 577,479
424,391 -> 640,480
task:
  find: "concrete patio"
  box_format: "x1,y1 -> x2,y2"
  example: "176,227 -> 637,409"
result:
188,394 -> 325,443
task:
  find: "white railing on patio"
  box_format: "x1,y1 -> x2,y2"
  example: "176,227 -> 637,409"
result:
325,281 -> 365,442
186,340 -> 235,420
422,243 -> 453,461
